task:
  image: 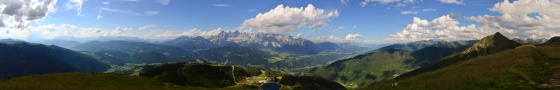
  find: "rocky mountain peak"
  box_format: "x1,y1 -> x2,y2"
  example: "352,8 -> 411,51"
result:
461,32 -> 520,55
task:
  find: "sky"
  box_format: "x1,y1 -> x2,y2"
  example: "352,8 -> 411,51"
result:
1,0 -> 559,44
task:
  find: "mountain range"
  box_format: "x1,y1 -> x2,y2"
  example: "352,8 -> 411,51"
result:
160,31 -> 350,54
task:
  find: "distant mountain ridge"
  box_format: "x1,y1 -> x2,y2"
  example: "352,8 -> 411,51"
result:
73,40 -> 191,58
375,40 -> 477,52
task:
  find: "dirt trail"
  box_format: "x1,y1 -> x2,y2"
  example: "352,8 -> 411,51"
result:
232,66 -> 236,83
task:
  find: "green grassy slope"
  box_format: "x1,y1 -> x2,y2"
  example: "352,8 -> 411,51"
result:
308,47 -> 466,88
396,32 -> 520,79
366,45 -> 551,90
308,49 -> 416,87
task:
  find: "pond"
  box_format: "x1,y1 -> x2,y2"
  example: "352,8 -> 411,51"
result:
262,83 -> 282,90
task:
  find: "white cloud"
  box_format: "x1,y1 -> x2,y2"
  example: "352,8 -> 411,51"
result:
138,24 -> 158,30
248,9 -> 257,12
341,0 -> 350,5
102,1 -> 109,5
144,11 -> 159,16
331,26 -> 345,32
310,35 -> 347,43
0,24 -> 136,41
466,0 -> 560,39
181,28 -> 224,37
143,28 -> 225,39
360,0 -> 416,7
448,12 -> 462,19
213,4 -> 232,7
422,9 -> 436,12
65,0 -> 86,15
335,26 -> 345,31
0,0 -> 58,28
310,34 -> 373,44
240,4 -> 339,34
382,14 -> 491,43
99,7 -> 133,13
438,0 -> 463,5
401,10 -> 418,14
154,0 -> 170,5
97,15 -> 103,20
345,34 -> 362,40
295,33 -> 302,38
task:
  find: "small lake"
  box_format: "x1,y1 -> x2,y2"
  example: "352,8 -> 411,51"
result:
262,83 -> 282,90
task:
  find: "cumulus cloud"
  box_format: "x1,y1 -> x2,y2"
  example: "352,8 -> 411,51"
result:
97,15 -> 102,20
401,10 -> 418,14
143,28 -> 225,39
360,0 -> 416,7
138,24 -> 158,30
155,0 -> 170,5
240,4 -> 339,34
466,0 -> 560,39
448,12 -> 462,19
144,11 -> 159,16
181,28 -> 224,37
382,14 -> 491,43
213,4 -> 232,7
310,34 -> 373,44
438,0 -> 463,5
65,0 -> 86,15
0,24 -> 136,41
0,0 -> 57,28
345,34 -> 362,40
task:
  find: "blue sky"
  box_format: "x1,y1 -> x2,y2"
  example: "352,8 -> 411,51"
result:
1,0 -> 559,44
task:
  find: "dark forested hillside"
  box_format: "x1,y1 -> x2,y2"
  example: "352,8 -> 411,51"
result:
0,41 -> 110,79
